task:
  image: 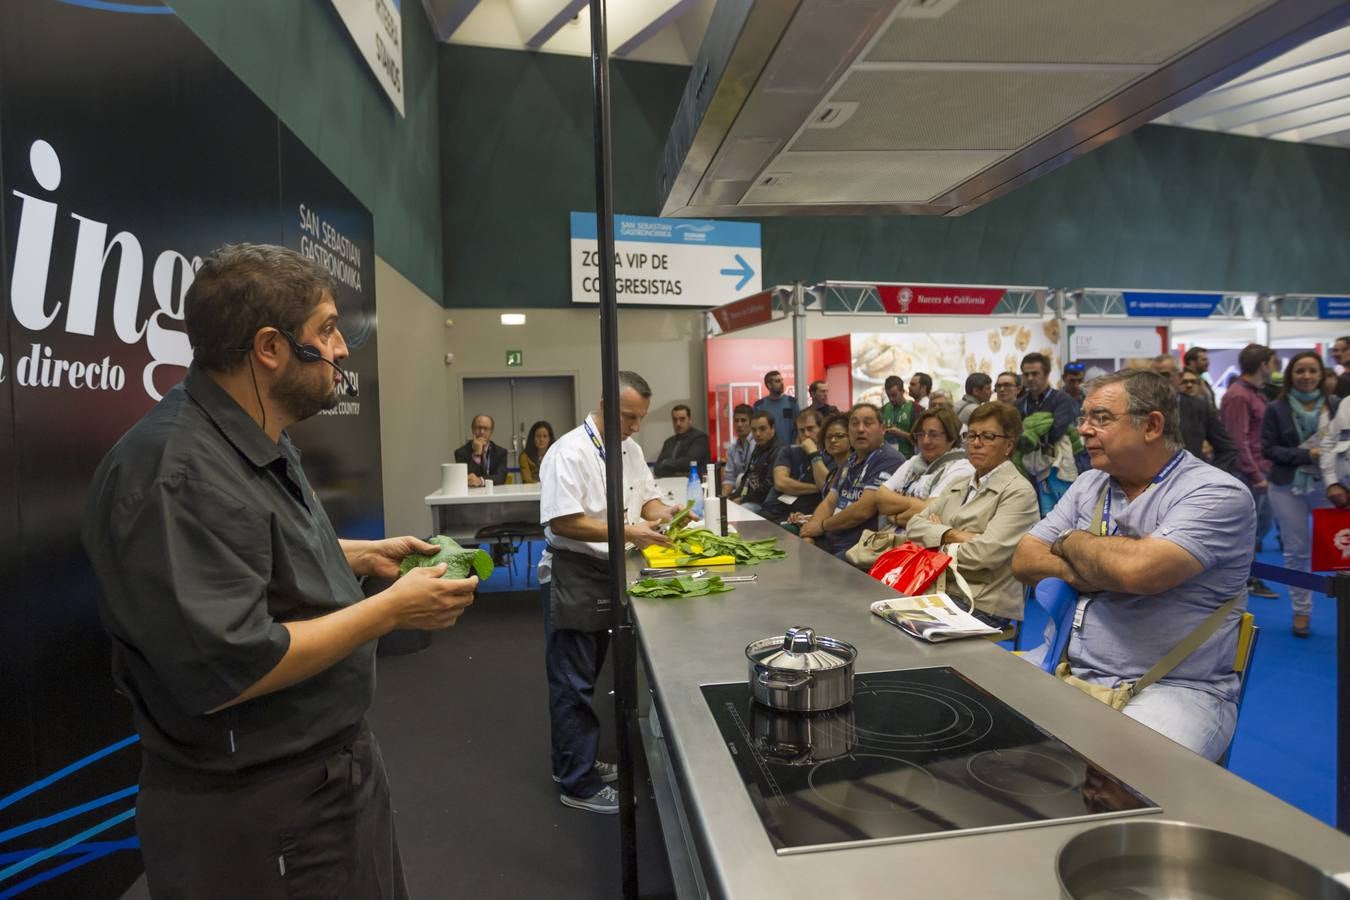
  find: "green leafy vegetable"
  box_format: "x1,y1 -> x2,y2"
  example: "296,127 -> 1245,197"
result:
664,525 -> 786,566
627,575 -> 734,598
399,535 -> 494,581
665,499 -> 696,533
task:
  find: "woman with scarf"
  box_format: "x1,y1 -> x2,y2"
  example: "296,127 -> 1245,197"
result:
1261,351 -> 1340,637
875,408 -> 973,528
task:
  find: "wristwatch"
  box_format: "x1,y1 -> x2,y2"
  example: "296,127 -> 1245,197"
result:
1050,528 -> 1076,557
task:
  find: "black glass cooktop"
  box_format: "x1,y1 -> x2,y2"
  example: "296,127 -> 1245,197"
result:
702,666 -> 1159,855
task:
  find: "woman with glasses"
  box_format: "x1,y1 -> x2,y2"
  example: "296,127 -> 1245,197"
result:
1262,351 -> 1340,637
786,414 -> 852,528
994,371 -> 1022,405
906,402 -> 1041,633
876,408 -> 973,527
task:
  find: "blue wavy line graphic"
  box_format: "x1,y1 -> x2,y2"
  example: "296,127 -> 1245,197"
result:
0,838 -> 138,865
0,847 -> 118,899
0,808 -> 135,883
0,786 -> 138,845
0,734 -> 138,813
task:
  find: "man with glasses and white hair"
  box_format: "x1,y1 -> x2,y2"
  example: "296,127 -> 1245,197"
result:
1012,370 -> 1255,762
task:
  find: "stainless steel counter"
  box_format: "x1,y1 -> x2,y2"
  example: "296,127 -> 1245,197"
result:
628,519 -> 1350,898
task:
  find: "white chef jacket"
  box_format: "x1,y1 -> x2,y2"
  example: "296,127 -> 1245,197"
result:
537,414 -> 662,583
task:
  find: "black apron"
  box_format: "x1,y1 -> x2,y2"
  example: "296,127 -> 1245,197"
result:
548,544 -> 617,632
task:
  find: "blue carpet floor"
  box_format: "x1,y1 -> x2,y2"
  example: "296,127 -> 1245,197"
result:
477,535 -> 1339,827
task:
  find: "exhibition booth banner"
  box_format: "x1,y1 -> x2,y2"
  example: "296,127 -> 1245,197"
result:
0,2 -> 378,895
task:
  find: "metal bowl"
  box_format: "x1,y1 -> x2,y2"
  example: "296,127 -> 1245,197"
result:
1057,820 -> 1350,900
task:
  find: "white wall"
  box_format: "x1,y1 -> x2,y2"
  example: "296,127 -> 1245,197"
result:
442,306 -> 707,461
375,256 -> 456,537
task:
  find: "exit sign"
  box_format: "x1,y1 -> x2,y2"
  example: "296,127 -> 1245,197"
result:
505,350 -> 523,367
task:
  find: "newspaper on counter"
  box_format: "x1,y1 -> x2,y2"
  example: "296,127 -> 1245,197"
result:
870,592 -> 1000,643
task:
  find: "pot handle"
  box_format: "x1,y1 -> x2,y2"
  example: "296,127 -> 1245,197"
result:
757,669 -> 811,691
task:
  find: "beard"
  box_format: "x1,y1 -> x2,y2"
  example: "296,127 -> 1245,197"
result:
272,360 -> 339,422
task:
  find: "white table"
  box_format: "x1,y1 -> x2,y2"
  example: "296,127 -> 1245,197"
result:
424,483 -> 543,542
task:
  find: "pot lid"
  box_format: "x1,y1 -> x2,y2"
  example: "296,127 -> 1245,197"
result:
746,626 -> 856,672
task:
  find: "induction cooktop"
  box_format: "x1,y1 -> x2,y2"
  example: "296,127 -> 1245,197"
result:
702,666 -> 1159,855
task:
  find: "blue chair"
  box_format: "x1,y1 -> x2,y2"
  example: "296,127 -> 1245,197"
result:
1015,577 -> 1079,674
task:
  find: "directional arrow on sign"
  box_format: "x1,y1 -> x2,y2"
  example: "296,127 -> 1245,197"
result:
720,254 -> 755,292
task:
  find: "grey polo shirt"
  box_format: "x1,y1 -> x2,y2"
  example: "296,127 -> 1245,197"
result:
1028,451 -> 1254,701
82,364 -> 369,774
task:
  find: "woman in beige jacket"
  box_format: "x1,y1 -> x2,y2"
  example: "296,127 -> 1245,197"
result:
906,402 -> 1041,629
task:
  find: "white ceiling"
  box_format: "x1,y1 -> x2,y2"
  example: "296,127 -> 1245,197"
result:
1157,23 -> 1350,149
425,1 -> 1350,150
421,0 -> 716,65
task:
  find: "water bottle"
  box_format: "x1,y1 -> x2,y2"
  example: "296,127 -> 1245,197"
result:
688,461 -> 704,518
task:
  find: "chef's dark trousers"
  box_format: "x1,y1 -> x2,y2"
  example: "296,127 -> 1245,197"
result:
541,582 -> 610,798
136,724 -> 408,899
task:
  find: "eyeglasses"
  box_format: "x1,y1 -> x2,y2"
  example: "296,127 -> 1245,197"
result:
825,432 -> 849,442
1180,378 -> 1200,386
1077,411 -> 1123,429
995,382 -> 1017,391
915,429 -> 948,440
966,431 -> 1010,444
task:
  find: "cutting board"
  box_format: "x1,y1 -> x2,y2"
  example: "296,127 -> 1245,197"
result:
641,543 -> 737,568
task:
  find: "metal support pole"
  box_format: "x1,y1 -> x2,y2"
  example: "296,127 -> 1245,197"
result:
1336,571 -> 1350,835
792,282 -> 807,402
588,0 -> 638,893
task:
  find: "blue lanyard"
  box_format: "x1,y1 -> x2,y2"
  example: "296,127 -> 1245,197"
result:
1099,450 -> 1185,536
582,418 -> 606,463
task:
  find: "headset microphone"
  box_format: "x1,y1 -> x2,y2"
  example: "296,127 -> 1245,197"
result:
280,329 -> 358,398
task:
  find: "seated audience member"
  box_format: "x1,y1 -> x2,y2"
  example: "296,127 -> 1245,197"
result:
929,390 -> 953,411
1062,361 -> 1086,419
455,414 -> 508,486
994,371 -> 1022,405
518,420 -> 555,484
785,414 -> 853,529
956,373 -> 992,424
881,375 -> 916,457
876,408 -> 974,527
720,404 -> 754,497
1017,352 -> 1082,515
909,372 -> 933,411
804,380 -> 839,419
754,370 -> 800,443
761,409 -> 824,521
907,403 -> 1040,631
1011,370 -> 1255,762
1150,354 -> 1236,472
1263,351 -> 1340,637
654,404 -> 711,477
731,412 -> 781,512
799,404 -> 903,559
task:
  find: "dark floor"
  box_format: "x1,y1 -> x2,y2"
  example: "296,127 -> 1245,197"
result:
366,587 -> 675,899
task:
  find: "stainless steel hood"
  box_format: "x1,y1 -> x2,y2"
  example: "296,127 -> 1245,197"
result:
658,0 -> 1350,217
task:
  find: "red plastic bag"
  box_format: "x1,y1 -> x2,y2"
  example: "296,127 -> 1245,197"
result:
867,542 -> 952,595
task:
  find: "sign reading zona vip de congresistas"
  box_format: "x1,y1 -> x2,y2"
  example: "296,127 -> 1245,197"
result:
569,212 -> 761,307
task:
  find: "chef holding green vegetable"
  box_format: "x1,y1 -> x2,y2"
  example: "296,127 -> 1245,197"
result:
538,370 -> 684,814
82,244 -> 476,899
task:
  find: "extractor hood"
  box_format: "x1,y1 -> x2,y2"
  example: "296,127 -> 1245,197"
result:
658,0 -> 1350,217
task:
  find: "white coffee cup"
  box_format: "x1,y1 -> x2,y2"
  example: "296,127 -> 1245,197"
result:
441,463 -> 468,495
482,479 -> 494,493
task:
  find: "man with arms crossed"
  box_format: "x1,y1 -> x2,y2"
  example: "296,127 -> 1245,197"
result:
83,244 -> 477,898
539,371 -> 681,813
1012,370 -> 1254,762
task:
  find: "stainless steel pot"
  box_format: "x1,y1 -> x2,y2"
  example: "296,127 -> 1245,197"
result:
745,626 -> 856,713
750,701 -> 855,765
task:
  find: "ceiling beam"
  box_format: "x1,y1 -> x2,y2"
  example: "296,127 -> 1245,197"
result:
421,0 -> 485,40
615,0 -> 700,57
507,0 -> 587,48
1271,110 -> 1350,141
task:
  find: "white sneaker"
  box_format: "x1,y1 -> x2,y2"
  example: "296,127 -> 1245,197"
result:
552,761 -> 618,784
559,785 -> 619,814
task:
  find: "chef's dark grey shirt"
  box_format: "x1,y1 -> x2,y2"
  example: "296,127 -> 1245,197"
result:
82,364 -> 369,774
